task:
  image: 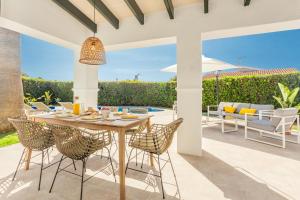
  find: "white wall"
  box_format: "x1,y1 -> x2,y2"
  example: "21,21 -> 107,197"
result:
73,50 -> 99,109
1,0 -> 300,156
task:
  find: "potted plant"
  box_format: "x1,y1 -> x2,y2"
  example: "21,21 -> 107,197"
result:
273,83 -> 300,134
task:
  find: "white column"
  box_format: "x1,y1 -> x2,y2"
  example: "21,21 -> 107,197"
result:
176,33 -> 202,156
73,49 -> 99,108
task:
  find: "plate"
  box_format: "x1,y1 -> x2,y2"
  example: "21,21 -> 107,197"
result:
113,112 -> 123,116
54,114 -> 74,118
119,118 -> 138,121
121,115 -> 139,119
80,115 -> 102,120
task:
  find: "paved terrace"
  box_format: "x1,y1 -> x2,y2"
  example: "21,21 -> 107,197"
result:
0,109 -> 300,200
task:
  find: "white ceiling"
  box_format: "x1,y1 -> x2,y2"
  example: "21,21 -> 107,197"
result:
70,0 -> 200,24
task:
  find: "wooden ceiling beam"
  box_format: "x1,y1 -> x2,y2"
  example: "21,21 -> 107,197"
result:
124,0 -> 144,25
164,0 -> 174,19
88,0 -> 119,29
244,0 -> 251,6
53,0 -> 97,33
204,0 -> 209,14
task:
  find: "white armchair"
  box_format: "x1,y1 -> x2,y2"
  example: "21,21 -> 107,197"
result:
245,108 -> 300,148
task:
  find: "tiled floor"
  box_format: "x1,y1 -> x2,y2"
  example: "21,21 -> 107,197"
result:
1,110 -> 300,200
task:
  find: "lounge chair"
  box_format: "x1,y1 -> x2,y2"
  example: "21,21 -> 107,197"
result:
24,103 -> 33,111
23,103 -> 45,117
58,102 -> 73,110
31,102 -> 52,112
245,108 -> 300,148
128,107 -> 148,114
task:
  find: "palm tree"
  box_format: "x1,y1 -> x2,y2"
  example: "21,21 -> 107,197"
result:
0,28 -> 24,132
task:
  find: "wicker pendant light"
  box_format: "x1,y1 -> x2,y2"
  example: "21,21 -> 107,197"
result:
79,0 -> 106,65
79,37 -> 105,65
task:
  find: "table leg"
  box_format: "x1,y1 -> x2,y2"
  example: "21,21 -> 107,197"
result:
24,148 -> 32,170
119,129 -> 126,200
146,119 -> 154,167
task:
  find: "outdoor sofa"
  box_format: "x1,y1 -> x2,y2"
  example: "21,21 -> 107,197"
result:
207,102 -> 274,133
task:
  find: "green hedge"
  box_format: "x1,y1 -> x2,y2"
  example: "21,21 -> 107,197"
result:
22,73 -> 300,109
202,73 -> 300,110
98,81 -> 177,107
22,77 -> 73,104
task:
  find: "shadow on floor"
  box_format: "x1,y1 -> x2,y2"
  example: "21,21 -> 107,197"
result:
203,124 -> 300,162
0,149 -> 179,200
180,151 -> 291,200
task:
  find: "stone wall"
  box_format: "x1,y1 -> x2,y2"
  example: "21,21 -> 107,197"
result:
0,28 -> 23,132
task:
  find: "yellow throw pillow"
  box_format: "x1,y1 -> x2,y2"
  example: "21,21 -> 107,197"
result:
224,106 -> 236,113
239,108 -> 256,115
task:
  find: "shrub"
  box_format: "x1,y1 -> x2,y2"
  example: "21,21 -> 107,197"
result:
22,72 -> 300,109
202,72 -> 300,110
22,77 -> 73,104
98,81 -> 177,107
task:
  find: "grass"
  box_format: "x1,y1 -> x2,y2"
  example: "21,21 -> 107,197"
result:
0,131 -> 19,148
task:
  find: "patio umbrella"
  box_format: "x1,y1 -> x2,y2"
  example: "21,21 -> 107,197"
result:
161,55 -> 256,104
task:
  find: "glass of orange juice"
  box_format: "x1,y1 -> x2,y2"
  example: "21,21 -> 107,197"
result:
73,103 -> 80,115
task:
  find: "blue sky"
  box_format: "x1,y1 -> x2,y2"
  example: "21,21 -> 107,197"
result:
21,29 -> 300,82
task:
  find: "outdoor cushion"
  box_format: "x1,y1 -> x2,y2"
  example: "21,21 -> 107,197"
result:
225,113 -> 259,121
209,110 -> 225,117
250,104 -> 274,114
224,106 -> 236,113
218,102 -> 233,111
247,119 -> 276,132
239,108 -> 256,115
232,103 -> 250,113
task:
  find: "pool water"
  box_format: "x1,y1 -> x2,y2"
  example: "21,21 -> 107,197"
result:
99,106 -> 164,112
32,105 -> 164,112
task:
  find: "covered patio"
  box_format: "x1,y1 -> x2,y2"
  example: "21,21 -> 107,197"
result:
1,110 -> 300,199
1,0 -> 300,199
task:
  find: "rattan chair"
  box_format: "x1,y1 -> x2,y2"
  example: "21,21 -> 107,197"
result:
125,120 -> 148,165
49,124 -> 116,200
8,118 -> 55,191
126,118 -> 183,199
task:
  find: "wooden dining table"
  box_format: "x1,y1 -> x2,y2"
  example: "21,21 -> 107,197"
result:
27,113 -> 153,200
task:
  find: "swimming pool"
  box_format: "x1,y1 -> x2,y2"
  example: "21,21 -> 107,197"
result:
98,106 -> 164,112
32,105 -> 164,112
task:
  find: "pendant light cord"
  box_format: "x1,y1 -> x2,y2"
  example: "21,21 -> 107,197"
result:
93,0 -> 96,36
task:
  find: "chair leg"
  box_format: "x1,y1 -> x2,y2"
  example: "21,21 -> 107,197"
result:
141,151 -> 146,169
125,148 -> 134,174
80,159 -> 86,200
105,147 -> 116,183
49,155 -> 64,193
72,160 -> 77,171
235,118 -> 238,131
135,149 -> 138,166
245,124 -> 248,139
157,155 -> 165,199
221,118 -> 224,133
167,151 -> 181,199
100,149 -> 103,159
46,149 -> 50,163
38,150 -> 44,191
12,148 -> 26,181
